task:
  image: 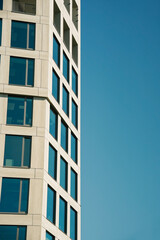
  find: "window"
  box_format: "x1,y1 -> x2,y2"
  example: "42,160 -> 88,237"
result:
60,157 -> 68,191
61,120 -> 68,152
70,207 -> 77,240
48,144 -> 57,180
72,36 -> 78,65
0,226 -> 26,240
47,186 -> 56,224
71,133 -> 77,163
62,85 -> 69,116
4,135 -> 31,168
46,231 -> 55,240
72,99 -> 78,128
72,0 -> 78,30
49,107 -> 58,140
63,52 -> 69,83
53,1 -> 60,34
64,0 -> 70,13
52,70 -> 59,102
59,197 -> 67,234
63,19 -> 70,51
0,178 -> 29,213
53,35 -> 60,67
71,168 -> 77,201
9,56 -> 34,86
11,21 -> 35,50
72,68 -> 78,96
0,0 -> 3,10
12,0 -> 36,15
0,19 -> 2,46
7,96 -> 33,126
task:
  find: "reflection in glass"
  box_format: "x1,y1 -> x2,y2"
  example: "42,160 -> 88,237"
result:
53,36 -> 60,67
70,207 -> 77,240
61,121 -> 68,152
0,226 -> 26,240
52,70 -> 59,102
0,178 -> 29,213
72,68 -> 78,96
60,157 -> 68,191
47,186 -> 56,224
48,144 -> 57,180
71,133 -> 77,163
59,197 -> 67,234
71,168 -> 77,201
4,135 -> 31,167
63,52 -> 69,82
46,232 -> 55,240
49,108 -> 57,139
63,86 -> 69,116
72,100 -> 78,128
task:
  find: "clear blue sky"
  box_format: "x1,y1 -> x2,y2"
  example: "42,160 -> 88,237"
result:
81,0 -> 160,239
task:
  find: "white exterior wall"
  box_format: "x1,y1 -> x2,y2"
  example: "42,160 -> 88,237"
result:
0,0 -> 81,239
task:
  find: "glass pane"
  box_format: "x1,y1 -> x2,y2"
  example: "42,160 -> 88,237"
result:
19,226 -> 27,240
71,169 -> 77,201
29,23 -> 35,49
7,96 -> 24,125
71,133 -> 77,163
0,0 -> 2,10
11,21 -> 27,49
52,70 -> 59,102
23,137 -> 31,167
25,98 -> 33,125
47,186 -> 56,224
4,135 -> 23,167
61,121 -> 68,152
53,36 -> 60,67
72,100 -> 78,128
27,59 -> 34,86
70,207 -> 77,240
72,68 -> 78,96
60,157 -> 68,191
63,53 -> 69,82
0,19 -> 2,46
20,179 -> 29,213
0,226 -> 17,240
62,86 -> 69,116
59,197 -> 67,233
48,145 -> 57,180
9,57 -> 26,85
49,108 -> 57,139
46,232 -> 55,240
0,178 -> 20,213
12,0 -> 36,15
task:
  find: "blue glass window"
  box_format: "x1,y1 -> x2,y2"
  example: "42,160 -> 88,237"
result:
71,168 -> 77,201
48,144 -> 57,180
49,108 -> 58,140
0,178 -> 29,213
72,100 -> 78,128
59,197 -> 67,234
52,70 -> 59,102
7,96 -> 33,126
12,0 -> 36,15
0,226 -> 26,240
62,86 -> 69,116
72,68 -> 78,96
11,21 -> 35,50
63,52 -> 69,82
47,186 -> 56,224
70,207 -> 77,240
61,121 -> 68,152
4,135 -> 31,168
0,0 -> 2,10
9,57 -> 34,86
53,36 -> 60,67
0,19 -> 2,46
46,231 -> 55,240
71,133 -> 77,163
60,157 -> 68,191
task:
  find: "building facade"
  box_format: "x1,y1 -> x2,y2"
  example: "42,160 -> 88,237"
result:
0,0 -> 81,240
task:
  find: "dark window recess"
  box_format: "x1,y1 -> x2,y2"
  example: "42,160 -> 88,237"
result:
12,0 -> 36,15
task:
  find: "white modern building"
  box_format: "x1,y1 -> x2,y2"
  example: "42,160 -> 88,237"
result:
0,0 -> 81,239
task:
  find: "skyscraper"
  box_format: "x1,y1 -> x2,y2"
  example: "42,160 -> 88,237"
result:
0,0 -> 81,239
